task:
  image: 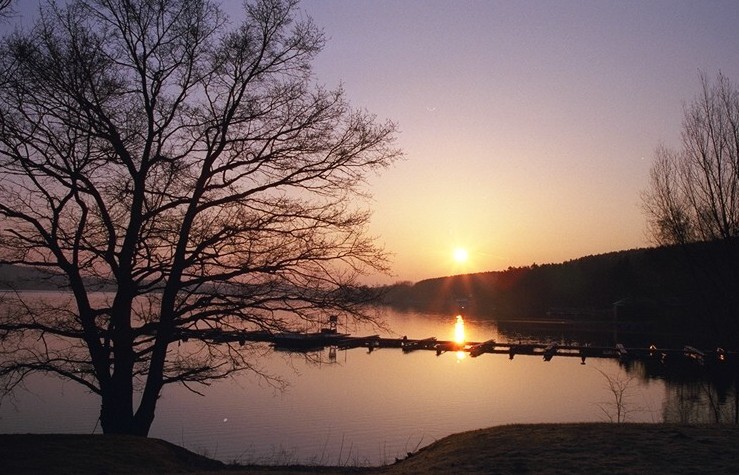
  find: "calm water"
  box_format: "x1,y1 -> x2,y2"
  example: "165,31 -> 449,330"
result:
0,303 -> 729,466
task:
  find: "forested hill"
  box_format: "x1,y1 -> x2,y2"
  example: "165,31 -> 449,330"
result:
380,241 -> 735,327
0,264 -> 117,290
0,264 -> 69,290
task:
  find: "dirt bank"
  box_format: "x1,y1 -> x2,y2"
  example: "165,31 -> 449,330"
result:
3,423 -> 739,474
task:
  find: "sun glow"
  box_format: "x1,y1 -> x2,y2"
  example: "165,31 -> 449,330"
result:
454,315 -> 465,344
454,315 -> 466,361
452,247 -> 469,264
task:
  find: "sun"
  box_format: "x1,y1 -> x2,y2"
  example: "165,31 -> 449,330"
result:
452,247 -> 469,264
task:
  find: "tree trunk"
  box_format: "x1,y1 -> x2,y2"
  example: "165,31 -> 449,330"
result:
131,330 -> 170,437
99,384 -> 138,435
99,384 -> 156,436
98,287 -> 150,435
133,392 -> 159,437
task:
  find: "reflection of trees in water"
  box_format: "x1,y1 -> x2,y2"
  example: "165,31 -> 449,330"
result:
477,319 -> 739,423
622,359 -> 739,424
431,312 -> 739,424
663,382 -> 737,424
495,319 -> 660,350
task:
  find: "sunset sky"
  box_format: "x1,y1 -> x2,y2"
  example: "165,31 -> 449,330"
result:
294,0 -> 739,283
7,1 -> 739,284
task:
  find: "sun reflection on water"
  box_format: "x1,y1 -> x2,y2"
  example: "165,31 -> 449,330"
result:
454,315 -> 466,360
454,315 -> 465,344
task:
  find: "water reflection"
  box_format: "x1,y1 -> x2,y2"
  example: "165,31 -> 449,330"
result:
623,357 -> 739,424
0,305 -> 736,465
453,315 -> 465,344
453,315 -> 466,360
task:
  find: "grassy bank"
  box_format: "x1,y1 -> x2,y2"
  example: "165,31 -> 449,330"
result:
3,423 -> 739,474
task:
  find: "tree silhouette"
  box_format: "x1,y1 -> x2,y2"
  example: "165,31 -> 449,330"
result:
642,72 -> 739,343
595,368 -> 637,423
643,72 -> 739,246
0,1 -> 13,18
0,0 -> 399,436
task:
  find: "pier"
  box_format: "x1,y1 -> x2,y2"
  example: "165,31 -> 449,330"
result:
182,328 -> 736,366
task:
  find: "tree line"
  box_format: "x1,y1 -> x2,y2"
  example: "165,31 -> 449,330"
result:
380,240 -> 739,346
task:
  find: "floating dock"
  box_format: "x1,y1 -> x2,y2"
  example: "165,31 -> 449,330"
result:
181,328 -> 735,365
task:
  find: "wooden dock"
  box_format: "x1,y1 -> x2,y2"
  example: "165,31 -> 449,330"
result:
184,328 -> 736,365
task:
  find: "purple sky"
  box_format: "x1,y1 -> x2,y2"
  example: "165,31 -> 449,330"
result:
5,1 -> 739,283
295,0 -> 739,283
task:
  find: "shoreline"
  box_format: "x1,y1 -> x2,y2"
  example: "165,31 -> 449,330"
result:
3,423 -> 739,474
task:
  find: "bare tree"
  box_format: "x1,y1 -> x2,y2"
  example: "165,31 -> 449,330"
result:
643,72 -> 739,245
642,72 -> 739,341
0,1 -> 13,18
0,0 -> 400,436
595,368 -> 637,423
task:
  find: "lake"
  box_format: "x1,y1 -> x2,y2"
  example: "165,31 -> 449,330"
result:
0,304 -> 735,466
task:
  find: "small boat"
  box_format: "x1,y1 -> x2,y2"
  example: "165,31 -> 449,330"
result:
543,342 -> 558,361
508,343 -> 536,360
401,336 -> 437,353
469,339 -> 496,357
616,343 -> 629,361
683,345 -> 705,365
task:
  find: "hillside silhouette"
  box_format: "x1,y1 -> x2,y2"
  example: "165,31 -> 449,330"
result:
0,264 -> 112,291
381,241 -> 739,346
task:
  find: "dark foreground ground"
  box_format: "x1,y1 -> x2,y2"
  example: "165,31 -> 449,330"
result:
3,423 -> 739,474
